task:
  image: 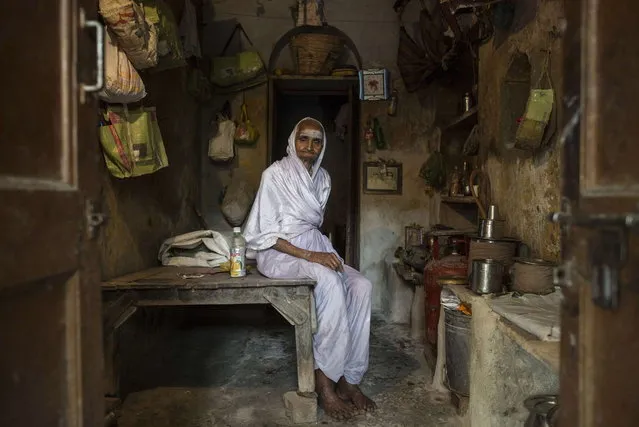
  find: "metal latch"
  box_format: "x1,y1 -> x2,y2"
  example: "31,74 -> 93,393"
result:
86,199 -> 107,239
549,208 -> 639,310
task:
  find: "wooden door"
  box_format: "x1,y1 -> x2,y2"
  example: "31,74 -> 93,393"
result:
559,1 -> 639,425
0,1 -> 103,426
346,86 -> 360,269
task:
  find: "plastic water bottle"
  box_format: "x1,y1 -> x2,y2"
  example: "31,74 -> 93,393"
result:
230,227 -> 246,278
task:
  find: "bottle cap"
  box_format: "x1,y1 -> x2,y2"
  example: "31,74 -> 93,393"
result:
233,227 -> 241,233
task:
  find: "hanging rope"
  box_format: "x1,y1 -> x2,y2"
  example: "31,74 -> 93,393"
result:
468,239 -> 517,273
511,261 -> 554,294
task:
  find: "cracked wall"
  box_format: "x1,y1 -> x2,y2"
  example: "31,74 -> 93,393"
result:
478,0 -> 564,261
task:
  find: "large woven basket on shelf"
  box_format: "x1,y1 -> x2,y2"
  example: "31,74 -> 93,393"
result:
290,32 -> 344,75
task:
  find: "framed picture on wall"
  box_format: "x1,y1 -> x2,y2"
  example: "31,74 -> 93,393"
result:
363,161 -> 403,195
358,69 -> 391,101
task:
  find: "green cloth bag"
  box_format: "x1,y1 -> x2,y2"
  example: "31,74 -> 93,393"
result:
211,24 -> 267,92
99,105 -> 169,178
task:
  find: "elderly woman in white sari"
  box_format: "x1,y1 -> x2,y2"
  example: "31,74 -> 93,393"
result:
243,117 -> 376,420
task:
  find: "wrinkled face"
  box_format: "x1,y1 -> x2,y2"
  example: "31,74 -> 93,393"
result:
295,120 -> 324,165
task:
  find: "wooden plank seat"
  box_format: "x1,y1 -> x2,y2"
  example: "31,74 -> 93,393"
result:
101,266 -> 318,423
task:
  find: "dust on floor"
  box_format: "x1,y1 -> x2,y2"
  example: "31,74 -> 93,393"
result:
116,306 -> 463,426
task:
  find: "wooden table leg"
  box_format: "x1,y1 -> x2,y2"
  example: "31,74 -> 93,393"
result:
285,296 -> 318,424
294,314 -> 315,394
265,286 -> 319,423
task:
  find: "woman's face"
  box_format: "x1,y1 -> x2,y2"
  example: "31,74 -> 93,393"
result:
295,121 -> 324,165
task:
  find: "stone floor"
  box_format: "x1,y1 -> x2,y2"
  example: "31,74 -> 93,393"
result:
115,306 -> 463,427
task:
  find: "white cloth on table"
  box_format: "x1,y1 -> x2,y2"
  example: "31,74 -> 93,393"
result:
158,230 -> 229,267
243,117 -> 372,384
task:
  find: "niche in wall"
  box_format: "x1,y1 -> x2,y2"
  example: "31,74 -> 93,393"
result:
500,52 -> 531,152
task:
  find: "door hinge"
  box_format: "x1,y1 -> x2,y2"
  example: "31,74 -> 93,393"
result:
549,208 -> 639,310
86,199 -> 107,239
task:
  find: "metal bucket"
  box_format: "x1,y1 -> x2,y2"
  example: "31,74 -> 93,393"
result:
444,308 -> 471,396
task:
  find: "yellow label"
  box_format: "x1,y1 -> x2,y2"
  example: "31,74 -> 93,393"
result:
230,249 -> 246,278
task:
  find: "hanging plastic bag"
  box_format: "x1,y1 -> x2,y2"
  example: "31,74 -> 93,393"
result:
141,0 -> 187,71
99,0 -> 159,69
234,103 -> 259,145
514,88 -> 554,150
208,114 -> 236,161
98,29 -> 147,104
515,54 -> 555,150
98,105 -> 169,178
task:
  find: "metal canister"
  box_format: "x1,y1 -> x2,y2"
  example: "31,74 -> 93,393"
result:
470,259 -> 505,294
478,204 -> 505,239
478,218 -> 505,239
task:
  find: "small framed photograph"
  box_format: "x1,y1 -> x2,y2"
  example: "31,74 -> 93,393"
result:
363,161 -> 403,195
358,69 -> 390,100
405,224 -> 424,248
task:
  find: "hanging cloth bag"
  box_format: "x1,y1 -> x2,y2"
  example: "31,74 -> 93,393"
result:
514,53 -> 555,151
98,105 -> 169,178
210,24 -> 267,93
98,0 -> 159,69
234,103 -> 259,145
208,114 -> 236,161
179,0 -> 201,58
98,28 -> 147,104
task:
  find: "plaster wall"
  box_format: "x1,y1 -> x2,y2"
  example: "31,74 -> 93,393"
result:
478,1 -> 564,261
202,0 -> 437,310
98,0 -> 202,279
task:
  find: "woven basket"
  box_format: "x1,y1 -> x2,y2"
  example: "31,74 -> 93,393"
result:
290,33 -> 344,75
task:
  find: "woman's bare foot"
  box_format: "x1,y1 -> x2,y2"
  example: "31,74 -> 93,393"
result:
315,370 -> 356,420
336,376 -> 377,413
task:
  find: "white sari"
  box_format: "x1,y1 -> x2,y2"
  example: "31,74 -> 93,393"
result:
243,118 -> 372,384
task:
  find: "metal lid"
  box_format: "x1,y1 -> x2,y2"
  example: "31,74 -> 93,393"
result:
472,258 -> 504,265
470,235 -> 519,243
524,395 -> 558,414
513,257 -> 556,267
436,275 -> 467,285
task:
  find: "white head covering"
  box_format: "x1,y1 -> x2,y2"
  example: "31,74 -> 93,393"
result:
286,117 -> 327,180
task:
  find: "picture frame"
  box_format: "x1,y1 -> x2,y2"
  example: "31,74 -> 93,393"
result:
405,224 -> 424,248
358,69 -> 391,101
363,161 -> 403,195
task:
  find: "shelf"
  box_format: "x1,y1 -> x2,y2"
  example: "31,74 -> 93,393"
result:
442,106 -> 478,131
441,196 -> 477,205
270,74 -> 359,93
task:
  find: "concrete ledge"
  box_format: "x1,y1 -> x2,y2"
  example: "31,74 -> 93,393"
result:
497,318 -> 560,372
447,285 -> 560,373
444,285 -> 559,426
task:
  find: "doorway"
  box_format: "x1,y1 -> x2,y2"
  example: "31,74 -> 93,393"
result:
268,77 -> 361,268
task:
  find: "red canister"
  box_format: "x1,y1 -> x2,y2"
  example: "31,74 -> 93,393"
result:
423,244 -> 468,346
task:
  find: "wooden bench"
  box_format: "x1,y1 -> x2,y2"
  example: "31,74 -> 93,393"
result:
101,266 -> 318,424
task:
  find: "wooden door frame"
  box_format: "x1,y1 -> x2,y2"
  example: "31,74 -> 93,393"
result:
561,1 -> 639,426
267,77 -> 361,268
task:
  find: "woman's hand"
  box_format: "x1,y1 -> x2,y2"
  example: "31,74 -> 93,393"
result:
308,251 -> 344,272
